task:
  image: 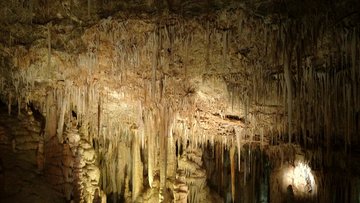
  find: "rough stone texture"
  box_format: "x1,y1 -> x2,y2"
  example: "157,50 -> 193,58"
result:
0,0 -> 359,202
177,148 -> 210,203
0,107 -> 65,203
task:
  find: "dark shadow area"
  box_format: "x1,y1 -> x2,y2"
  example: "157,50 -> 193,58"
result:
0,102 -> 66,203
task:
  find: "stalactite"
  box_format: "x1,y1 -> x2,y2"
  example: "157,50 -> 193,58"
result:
260,127 -> 264,149
244,94 -> 249,124
248,146 -> 251,184
46,91 -> 57,139
167,128 -> 176,179
215,142 -> 220,193
147,113 -> 154,188
230,145 -> 235,203
47,23 -> 51,74
205,21 -> 210,74
184,34 -> 189,79
57,92 -> 67,143
223,30 -> 227,69
283,46 -> 293,143
131,130 -> 143,202
351,28 -> 357,107
243,146 -> 247,186
77,87 -> 81,123
231,86 -> 235,111
110,144 -> 117,200
117,141 -> 127,200
97,93 -> 101,138
236,127 -> 242,172
159,105 -> 169,202
221,140 -> 224,190
82,88 -> 86,125
152,27 -> 158,100
135,102 -> 145,149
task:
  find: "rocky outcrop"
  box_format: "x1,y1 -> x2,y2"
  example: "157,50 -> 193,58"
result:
65,126 -> 105,203
177,148 -> 212,203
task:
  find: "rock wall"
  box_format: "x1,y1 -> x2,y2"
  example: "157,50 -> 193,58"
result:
0,105 -> 66,202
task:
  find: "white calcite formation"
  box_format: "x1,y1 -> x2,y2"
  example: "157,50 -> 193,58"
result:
0,1 -> 359,202
177,148 -> 210,203
71,133 -> 103,202
173,173 -> 188,203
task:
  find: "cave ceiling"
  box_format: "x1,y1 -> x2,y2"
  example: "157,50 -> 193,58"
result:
0,0 -> 359,148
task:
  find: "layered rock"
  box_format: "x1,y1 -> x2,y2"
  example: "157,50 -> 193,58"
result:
70,131 -> 104,203
177,148 -> 211,203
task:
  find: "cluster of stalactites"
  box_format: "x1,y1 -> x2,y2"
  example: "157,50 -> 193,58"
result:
42,82 -> 100,142
265,15 -> 360,148
95,101 -> 260,202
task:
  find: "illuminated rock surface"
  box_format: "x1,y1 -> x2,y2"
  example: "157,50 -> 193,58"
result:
0,0 -> 359,202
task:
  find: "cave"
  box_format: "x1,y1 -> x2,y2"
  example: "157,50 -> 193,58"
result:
0,0 -> 359,202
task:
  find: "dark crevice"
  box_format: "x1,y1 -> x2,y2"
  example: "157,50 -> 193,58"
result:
225,114 -> 245,122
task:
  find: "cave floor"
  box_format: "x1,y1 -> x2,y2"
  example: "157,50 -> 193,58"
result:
0,109 -> 65,203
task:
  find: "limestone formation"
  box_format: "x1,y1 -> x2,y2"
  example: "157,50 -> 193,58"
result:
0,0 -> 359,202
